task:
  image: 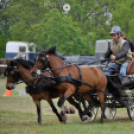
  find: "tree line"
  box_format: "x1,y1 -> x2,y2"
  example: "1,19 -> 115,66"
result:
0,0 -> 134,57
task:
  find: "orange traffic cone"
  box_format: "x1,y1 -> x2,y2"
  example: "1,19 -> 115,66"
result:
3,90 -> 12,96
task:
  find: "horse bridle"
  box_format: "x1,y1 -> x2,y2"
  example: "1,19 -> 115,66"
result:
5,65 -> 20,83
34,54 -> 108,95
34,54 -> 50,70
5,65 -> 36,85
35,54 -> 78,77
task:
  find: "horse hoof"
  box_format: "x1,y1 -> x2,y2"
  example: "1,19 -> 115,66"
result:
82,115 -> 88,121
62,114 -> 68,123
64,106 -> 70,114
69,107 -> 75,114
61,121 -> 65,124
37,122 -> 41,125
82,119 -> 89,124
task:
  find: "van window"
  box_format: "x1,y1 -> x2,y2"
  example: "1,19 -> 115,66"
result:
19,46 -> 26,52
95,42 -> 108,52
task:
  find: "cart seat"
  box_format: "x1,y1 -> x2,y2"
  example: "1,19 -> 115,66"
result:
127,52 -> 134,74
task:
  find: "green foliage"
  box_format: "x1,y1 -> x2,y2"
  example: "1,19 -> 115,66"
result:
1,0 -> 134,56
108,0 -> 134,41
30,9 -> 95,55
0,31 -> 8,58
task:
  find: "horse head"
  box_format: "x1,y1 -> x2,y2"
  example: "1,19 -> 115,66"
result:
31,46 -> 64,76
5,59 -> 34,89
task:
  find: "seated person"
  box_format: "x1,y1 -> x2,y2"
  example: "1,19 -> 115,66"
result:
101,26 -> 132,81
121,33 -> 134,52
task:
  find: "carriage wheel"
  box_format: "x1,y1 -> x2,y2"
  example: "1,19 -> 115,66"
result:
82,106 -> 98,123
127,90 -> 134,121
105,107 -> 116,120
127,107 -> 134,121
89,106 -> 98,122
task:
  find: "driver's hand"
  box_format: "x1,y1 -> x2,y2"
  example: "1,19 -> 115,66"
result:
100,57 -> 105,60
110,55 -> 116,60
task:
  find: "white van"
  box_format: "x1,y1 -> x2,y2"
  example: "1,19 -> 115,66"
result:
95,39 -> 112,60
6,41 -> 38,60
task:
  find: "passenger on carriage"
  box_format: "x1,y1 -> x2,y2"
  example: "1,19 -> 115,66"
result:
101,26 -> 132,82
121,33 -> 134,52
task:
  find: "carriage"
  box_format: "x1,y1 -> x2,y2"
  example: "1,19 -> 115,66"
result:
31,46 -> 134,123
67,57 -> 134,122
88,58 -> 134,122
4,44 -> 134,124
64,40 -> 134,122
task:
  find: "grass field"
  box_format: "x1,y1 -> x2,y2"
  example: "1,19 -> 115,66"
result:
0,77 -> 134,134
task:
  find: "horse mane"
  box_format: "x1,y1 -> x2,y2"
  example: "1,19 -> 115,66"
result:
39,46 -> 64,60
28,60 -> 35,67
12,59 -> 34,70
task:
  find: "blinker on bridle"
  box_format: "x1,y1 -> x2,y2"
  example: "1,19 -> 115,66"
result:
34,54 -> 50,70
6,65 -> 36,84
5,65 -> 20,83
5,66 -> 18,76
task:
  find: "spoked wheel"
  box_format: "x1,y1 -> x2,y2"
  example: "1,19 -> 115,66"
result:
105,107 -> 116,120
82,106 -> 98,123
127,90 -> 134,121
127,107 -> 134,121
89,106 -> 98,122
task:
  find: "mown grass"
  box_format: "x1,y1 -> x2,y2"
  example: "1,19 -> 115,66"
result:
0,77 -> 134,134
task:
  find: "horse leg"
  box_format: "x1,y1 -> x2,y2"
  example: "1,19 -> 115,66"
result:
67,97 -> 83,121
57,89 -> 75,123
46,98 -> 63,123
96,91 -> 105,123
33,100 -> 42,124
57,89 -> 74,108
79,94 -> 95,121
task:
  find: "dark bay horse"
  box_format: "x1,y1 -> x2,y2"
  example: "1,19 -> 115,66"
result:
31,46 -> 107,123
5,59 -> 89,124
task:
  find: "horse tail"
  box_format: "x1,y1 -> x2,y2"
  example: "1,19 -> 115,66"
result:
106,76 -> 126,96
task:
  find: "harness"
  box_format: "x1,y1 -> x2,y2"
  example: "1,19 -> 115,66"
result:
5,64 -> 58,95
38,60 -> 107,95
25,83 -> 58,94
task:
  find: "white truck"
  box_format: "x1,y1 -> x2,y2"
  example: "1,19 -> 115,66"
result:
64,39 -> 111,64
5,41 -> 38,60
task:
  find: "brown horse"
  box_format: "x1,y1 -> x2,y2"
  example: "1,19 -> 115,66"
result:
5,59 -> 90,124
31,46 -> 107,123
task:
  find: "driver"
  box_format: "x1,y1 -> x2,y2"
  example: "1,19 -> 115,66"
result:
101,26 -> 132,81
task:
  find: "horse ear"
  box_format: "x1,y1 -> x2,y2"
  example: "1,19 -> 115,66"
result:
46,46 -> 57,54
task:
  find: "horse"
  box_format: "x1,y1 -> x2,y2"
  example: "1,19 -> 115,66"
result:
31,46 -> 107,123
5,59 -> 91,124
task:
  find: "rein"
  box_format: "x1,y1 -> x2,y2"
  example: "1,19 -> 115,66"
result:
7,76 -> 37,85
34,54 -> 108,95
39,61 -> 107,95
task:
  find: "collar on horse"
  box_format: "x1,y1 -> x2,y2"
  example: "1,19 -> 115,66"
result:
25,83 -> 58,94
35,54 -> 107,95
41,63 -> 107,95
6,65 -> 59,94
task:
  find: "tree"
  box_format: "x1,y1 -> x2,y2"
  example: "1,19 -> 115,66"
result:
108,0 -> 134,41
2,0 -> 134,56
0,30 -> 8,58
9,6 -> 96,55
